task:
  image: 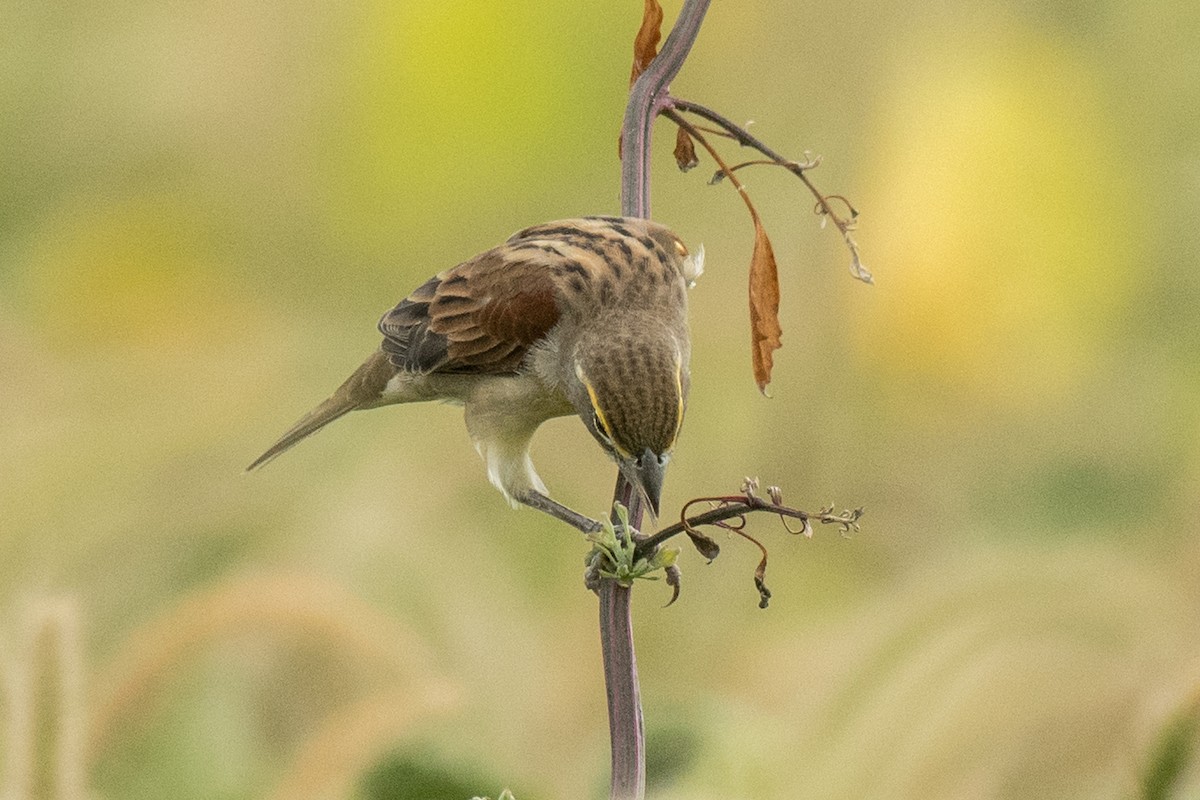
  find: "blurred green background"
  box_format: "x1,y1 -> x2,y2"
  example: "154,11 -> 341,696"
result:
3,0 -> 1199,798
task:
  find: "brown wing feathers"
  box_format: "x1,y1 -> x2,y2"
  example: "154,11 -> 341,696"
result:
379,218 -> 677,377
250,217 -> 685,472
379,251 -> 562,375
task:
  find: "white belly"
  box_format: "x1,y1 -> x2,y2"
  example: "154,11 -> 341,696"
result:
461,374 -> 574,505
380,369 -> 575,506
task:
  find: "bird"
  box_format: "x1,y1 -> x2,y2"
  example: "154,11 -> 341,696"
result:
248,216 -> 703,532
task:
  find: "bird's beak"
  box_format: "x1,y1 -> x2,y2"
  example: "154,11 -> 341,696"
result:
627,448 -> 667,519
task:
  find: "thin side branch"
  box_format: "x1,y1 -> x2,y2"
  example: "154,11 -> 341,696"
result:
664,108 -> 759,219
636,483 -> 863,608
672,99 -> 836,212
638,494 -> 863,557
669,97 -> 874,284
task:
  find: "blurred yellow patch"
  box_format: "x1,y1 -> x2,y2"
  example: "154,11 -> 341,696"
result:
16,195 -> 236,351
322,3 -> 585,245
859,23 -> 1136,408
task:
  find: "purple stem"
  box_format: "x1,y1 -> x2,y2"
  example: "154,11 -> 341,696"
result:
600,479 -> 644,800
603,2 -> 712,798
620,0 -> 713,218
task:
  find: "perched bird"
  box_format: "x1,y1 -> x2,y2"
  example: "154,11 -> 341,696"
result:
249,216 -> 703,531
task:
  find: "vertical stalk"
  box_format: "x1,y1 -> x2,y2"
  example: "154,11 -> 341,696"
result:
599,475 -> 644,800
602,2 -> 712,797
619,0 -> 713,217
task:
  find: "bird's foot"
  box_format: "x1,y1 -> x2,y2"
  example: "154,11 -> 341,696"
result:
583,503 -> 682,604
516,490 -> 603,534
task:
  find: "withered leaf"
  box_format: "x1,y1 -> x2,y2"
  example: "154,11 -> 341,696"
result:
684,528 -> 720,562
755,573 -> 772,609
673,126 -> 699,172
664,564 -> 681,607
629,0 -> 664,86
748,213 -> 783,394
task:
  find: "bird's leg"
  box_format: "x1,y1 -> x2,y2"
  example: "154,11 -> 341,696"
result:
516,490 -> 603,534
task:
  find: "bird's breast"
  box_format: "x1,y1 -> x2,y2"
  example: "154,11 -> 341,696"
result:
461,371 -> 575,443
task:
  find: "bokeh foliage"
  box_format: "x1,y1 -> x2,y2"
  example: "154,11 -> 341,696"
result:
2,0 -> 1199,798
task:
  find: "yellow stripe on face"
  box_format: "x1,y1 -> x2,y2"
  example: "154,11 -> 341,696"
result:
672,355 -> 685,447
578,364 -> 633,460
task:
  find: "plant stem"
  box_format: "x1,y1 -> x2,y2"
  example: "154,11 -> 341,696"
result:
599,473 -> 645,800
599,582 -> 642,799
603,2 -> 712,798
620,0 -> 713,218
670,97 -> 866,241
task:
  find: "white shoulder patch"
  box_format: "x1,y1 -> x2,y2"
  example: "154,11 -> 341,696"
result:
683,244 -> 705,288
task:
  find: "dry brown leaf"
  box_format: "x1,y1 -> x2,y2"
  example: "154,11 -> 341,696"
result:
665,110 -> 785,394
673,126 -> 699,172
683,526 -> 720,561
629,0 -> 664,86
748,213 -> 783,394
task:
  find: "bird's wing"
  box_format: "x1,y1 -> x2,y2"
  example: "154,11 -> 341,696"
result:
378,248 -> 562,375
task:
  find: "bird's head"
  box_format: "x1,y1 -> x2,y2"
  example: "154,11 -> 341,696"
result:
569,321 -> 689,518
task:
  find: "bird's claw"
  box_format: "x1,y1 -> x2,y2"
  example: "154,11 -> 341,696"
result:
581,502 -> 682,602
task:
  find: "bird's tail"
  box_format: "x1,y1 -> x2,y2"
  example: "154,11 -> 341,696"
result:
246,349 -> 395,471
246,395 -> 357,471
